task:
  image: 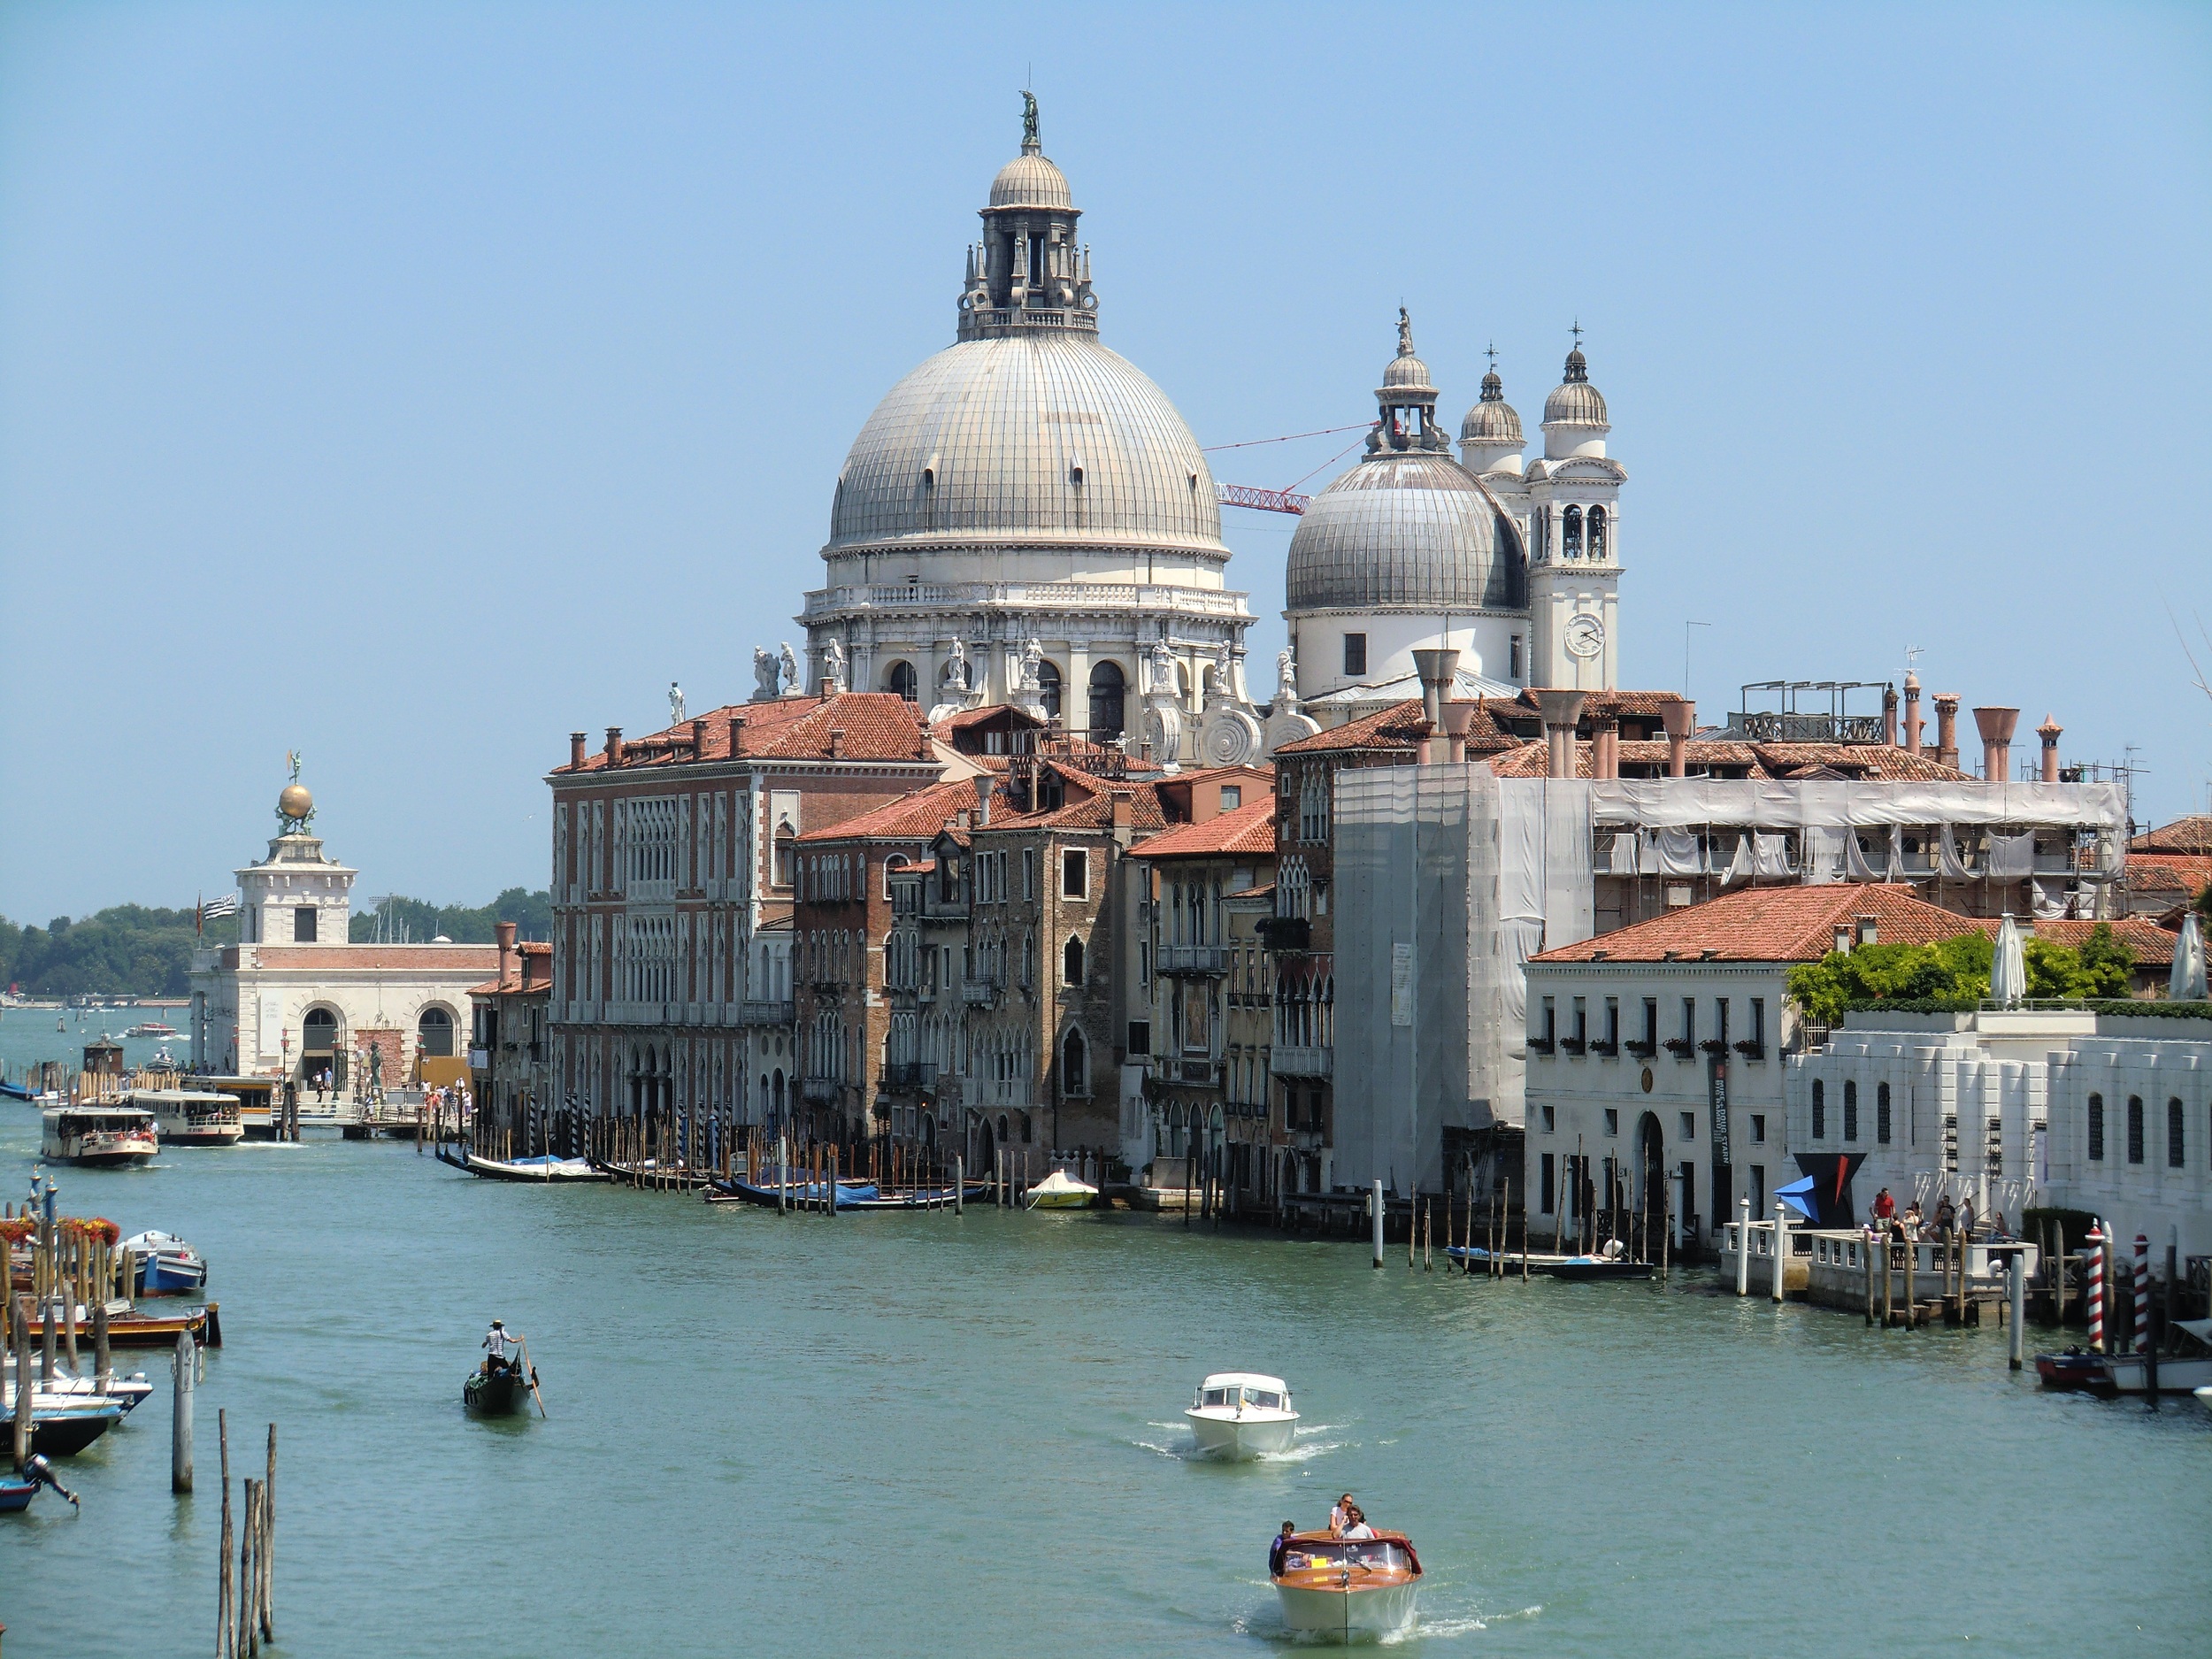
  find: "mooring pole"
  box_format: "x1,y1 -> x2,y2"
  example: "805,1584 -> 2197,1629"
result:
1735,1196 -> 1751,1297
1371,1179 -> 1385,1270
2007,1252 -> 2024,1371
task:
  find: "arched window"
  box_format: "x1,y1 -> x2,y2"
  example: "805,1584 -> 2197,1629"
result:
886,660 -> 918,703
1587,505 -> 1608,560
1843,1080 -> 1858,1142
1062,1029 -> 1087,1096
2169,1097 -> 2185,1169
1036,659 -> 1062,719
774,826 -> 796,889
1877,1081 -> 1892,1144
418,1005 -> 454,1058
2088,1093 -> 2105,1161
1087,661 -> 1126,739
1064,934 -> 1085,987
1562,504 -> 1583,557
1811,1079 -> 1825,1140
2128,1095 -> 2145,1164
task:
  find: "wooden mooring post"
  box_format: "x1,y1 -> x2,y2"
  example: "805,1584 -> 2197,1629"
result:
172,1330 -> 195,1493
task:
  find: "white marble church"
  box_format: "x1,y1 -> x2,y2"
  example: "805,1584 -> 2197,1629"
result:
761,102 -> 1629,753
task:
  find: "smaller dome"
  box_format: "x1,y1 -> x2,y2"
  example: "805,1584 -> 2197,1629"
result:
989,153 -> 1071,210
1461,369 -> 1524,446
1543,346 -> 1609,426
278,783 -> 312,820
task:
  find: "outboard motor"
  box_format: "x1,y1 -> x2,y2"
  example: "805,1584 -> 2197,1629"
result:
25,1453 -> 81,1509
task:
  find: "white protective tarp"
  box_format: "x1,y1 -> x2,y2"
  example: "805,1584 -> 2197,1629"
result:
1938,826 -> 1973,880
1986,830 -> 2037,879
1587,779 -> 2127,833
1842,827 -> 1880,882
1801,826 -> 1845,884
1648,828 -> 1705,877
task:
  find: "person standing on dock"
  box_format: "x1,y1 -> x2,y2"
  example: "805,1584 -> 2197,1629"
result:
1956,1194 -> 1976,1240
1871,1187 -> 1895,1226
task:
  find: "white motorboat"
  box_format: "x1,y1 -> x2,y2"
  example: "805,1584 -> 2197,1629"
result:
2101,1320 -> 2212,1394
1184,1371 -> 1298,1461
40,1105 -> 157,1167
1024,1169 -> 1098,1210
463,1152 -> 609,1183
128,1087 -> 244,1148
120,1231 -> 208,1295
1272,1532 -> 1423,1640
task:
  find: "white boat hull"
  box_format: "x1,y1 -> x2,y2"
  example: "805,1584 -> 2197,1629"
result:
2101,1352 -> 2212,1394
1185,1408 -> 1298,1460
1274,1580 -> 1420,1640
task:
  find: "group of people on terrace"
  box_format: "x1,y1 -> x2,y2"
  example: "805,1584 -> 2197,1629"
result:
1869,1187 -> 1988,1242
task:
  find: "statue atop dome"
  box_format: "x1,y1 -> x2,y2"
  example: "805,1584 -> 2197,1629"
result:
277,751 -> 314,834
1021,89 -> 1040,154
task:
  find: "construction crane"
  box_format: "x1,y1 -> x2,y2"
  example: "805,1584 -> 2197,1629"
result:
1205,420 -> 1373,518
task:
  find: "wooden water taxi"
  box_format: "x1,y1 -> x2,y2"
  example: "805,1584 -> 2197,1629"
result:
1185,1371 -> 1298,1461
20,1300 -> 221,1348
1271,1530 -> 1423,1641
40,1106 -> 157,1168
120,1231 -> 209,1295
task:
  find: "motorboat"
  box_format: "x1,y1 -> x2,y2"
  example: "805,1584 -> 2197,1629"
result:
120,1231 -> 208,1295
128,1087 -> 243,1148
1024,1169 -> 1099,1210
461,1152 -> 609,1183
2098,1319 -> 2212,1394
1271,1530 -> 1423,1641
2035,1348 -> 2109,1391
1185,1371 -> 1298,1461
40,1106 -> 157,1167
123,1020 -> 179,1039
0,1389 -> 124,1456
0,1455 -> 78,1512
2,1360 -> 154,1415
1547,1254 -> 1655,1282
2195,1386 -> 2212,1418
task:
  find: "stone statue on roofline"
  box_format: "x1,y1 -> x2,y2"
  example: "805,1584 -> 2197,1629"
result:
818,637 -> 847,695
1276,646 -> 1297,706
779,641 -> 802,695
669,680 -> 686,725
1148,640 -> 1178,697
752,647 -> 781,702
944,638 -> 971,694
1018,637 -> 1044,693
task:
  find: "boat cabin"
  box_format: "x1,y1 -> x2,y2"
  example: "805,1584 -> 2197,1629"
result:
1275,1536 -> 1418,1578
1194,1372 -> 1291,1413
41,1106 -> 159,1166
127,1087 -> 245,1145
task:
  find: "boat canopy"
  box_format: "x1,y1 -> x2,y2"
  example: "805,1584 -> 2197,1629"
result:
1277,1536 -> 1420,1575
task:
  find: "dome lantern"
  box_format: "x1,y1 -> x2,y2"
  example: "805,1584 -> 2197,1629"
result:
1367,308 -> 1450,456
959,94 -> 1095,341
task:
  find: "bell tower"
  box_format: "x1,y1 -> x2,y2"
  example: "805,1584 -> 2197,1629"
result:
1525,328 -> 1626,692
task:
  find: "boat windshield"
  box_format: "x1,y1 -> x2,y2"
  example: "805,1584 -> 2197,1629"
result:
1280,1541 -> 1410,1575
1201,1387 -> 1230,1408
1246,1389 -> 1283,1410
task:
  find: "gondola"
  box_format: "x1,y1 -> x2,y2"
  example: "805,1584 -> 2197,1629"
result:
463,1363 -> 535,1416
0,1079 -> 35,1102
703,1172 -> 989,1211
457,1150 -> 609,1183
1546,1256 -> 1655,1282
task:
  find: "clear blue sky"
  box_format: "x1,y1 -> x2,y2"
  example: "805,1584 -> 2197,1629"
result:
3,3 -> 2208,920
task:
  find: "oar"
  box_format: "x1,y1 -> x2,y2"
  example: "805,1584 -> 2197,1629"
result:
518,1339 -> 547,1418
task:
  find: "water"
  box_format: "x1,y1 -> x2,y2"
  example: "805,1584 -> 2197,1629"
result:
3,1102 -> 2209,1656
0,1005 -> 188,1085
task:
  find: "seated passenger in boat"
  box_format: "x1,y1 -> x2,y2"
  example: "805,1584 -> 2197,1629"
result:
1328,1494 -> 1354,1537
1342,1506 -> 1378,1540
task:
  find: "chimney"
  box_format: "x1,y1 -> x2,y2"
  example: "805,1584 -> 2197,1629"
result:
2037,713 -> 2062,783
1591,712 -> 1620,781
1659,695 -> 1695,779
972,772 -> 993,826
1881,685 -> 1899,747
690,717 -> 709,758
1110,796 -> 1132,831
569,732 -> 587,770
1410,648 -> 1460,734
495,921 -> 518,988
1932,694 -> 1961,769
826,727 -> 845,758
1856,915 -> 1878,947
1902,672 -> 1924,756
1439,702 -> 1475,765
1532,688 -> 1587,780
728,714 -> 747,757
1833,924 -> 1852,956
604,726 -> 624,768
956,807 -> 971,829
1971,706 -> 2019,781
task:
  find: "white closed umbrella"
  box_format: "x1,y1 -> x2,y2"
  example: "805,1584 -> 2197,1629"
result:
2171,912 -> 2208,1001
1991,913 -> 2027,1008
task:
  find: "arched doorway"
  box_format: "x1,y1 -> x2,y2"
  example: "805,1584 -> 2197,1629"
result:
417,1005 -> 454,1058
1637,1112 -> 1667,1249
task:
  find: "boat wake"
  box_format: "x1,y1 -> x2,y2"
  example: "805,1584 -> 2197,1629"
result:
1132,1422 -> 1353,1463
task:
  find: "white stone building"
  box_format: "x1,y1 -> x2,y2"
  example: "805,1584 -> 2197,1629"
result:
188,781 -> 495,1089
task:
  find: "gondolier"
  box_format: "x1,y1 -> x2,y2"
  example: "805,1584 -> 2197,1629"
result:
482,1319 -> 523,1375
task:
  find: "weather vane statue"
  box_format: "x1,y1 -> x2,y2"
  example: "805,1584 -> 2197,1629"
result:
276,749 -> 315,833
1021,89 -> 1040,151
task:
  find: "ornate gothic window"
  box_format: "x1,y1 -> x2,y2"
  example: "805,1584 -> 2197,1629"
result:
1064,934 -> 1085,987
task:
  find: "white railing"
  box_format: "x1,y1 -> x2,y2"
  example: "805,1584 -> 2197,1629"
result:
803,582 -> 1247,619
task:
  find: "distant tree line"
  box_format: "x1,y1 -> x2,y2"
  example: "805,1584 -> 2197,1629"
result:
0,889 -> 550,996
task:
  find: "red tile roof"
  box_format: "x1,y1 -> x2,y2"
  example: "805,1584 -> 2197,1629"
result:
1532,884 -> 1978,964
1488,738 -> 1974,781
557,694 -> 933,772
2125,854 -> 2212,897
1274,699 -> 1432,756
2130,816 -> 2212,855
797,779 -> 982,843
1131,796 -> 1278,860
1970,916 -> 2177,967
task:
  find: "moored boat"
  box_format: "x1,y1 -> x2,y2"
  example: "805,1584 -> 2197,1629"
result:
1547,1255 -> 1655,1282
40,1105 -> 158,1168
20,1300 -> 221,1349
0,1394 -> 124,1457
1271,1531 -> 1423,1641
461,1152 -> 609,1183
2035,1348 -> 2110,1390
1184,1371 -> 1298,1461
1024,1169 -> 1099,1210
129,1087 -> 243,1148
120,1231 -> 209,1295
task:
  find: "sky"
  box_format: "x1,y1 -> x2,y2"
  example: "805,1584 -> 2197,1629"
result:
2,2 -> 2208,921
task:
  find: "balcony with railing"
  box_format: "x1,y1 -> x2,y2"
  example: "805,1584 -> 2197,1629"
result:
801,1076 -> 842,1104
880,1062 -> 938,1091
1270,1045 -> 1333,1079
961,978 -> 1002,1007
1157,942 -> 1230,976
737,999 -> 795,1026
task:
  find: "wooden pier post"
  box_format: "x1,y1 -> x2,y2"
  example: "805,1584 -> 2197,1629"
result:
2008,1252 -> 2025,1371
1371,1179 -> 1385,1270
12,1296 -> 31,1471
218,1409 -> 234,1659
172,1330 -> 195,1492
1863,1232 -> 1878,1325
954,1155 -> 964,1215
93,1296 -> 110,1386
1903,1234 -> 1916,1328
1735,1197 -> 1751,1297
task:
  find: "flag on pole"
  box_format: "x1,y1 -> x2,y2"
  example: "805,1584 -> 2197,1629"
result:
198,893 -> 241,936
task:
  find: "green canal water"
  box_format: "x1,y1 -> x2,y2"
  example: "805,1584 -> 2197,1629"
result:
3,1087 -> 2209,1653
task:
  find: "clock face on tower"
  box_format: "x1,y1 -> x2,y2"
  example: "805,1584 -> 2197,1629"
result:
1563,614 -> 1606,660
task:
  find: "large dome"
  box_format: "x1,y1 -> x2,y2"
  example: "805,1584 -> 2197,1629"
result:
826,332 -> 1225,556
1286,452 -> 1524,611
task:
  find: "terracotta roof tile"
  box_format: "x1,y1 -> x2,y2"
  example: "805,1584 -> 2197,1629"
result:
1532,885 -> 1976,964
1130,796 -> 1278,860
2126,855 -> 2212,896
797,779 -> 983,843
1274,699 -> 1431,756
2130,816 -> 2212,855
557,694 -> 932,772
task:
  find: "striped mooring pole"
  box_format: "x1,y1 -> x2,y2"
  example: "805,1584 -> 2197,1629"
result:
2134,1233 -> 2152,1354
2085,1221 -> 2105,1352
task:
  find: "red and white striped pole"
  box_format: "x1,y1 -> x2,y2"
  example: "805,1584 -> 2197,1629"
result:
2085,1221 -> 2105,1352
2134,1233 -> 2152,1354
